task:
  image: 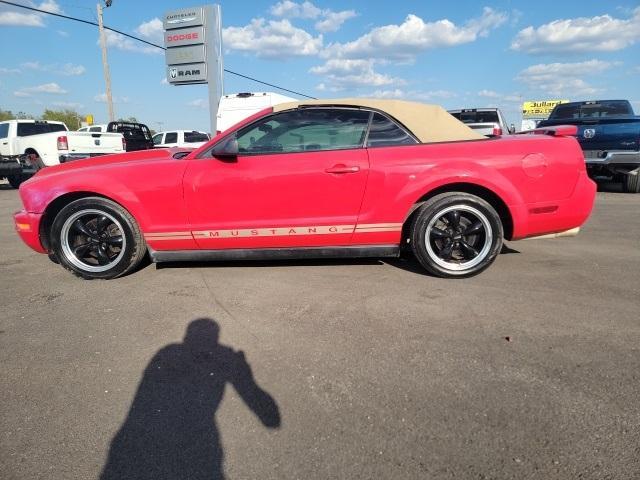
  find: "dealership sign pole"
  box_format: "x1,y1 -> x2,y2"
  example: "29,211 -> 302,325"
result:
163,5 -> 223,134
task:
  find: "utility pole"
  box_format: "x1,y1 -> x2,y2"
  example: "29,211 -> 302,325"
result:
97,2 -> 114,122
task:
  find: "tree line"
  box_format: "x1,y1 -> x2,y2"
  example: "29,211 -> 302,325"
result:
0,108 -> 139,131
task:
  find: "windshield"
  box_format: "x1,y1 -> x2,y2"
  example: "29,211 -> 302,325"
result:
551,101 -> 632,119
184,131 -> 209,143
450,111 -> 499,124
17,122 -> 67,137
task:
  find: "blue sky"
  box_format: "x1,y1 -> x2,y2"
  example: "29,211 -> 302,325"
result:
1,0 -> 639,132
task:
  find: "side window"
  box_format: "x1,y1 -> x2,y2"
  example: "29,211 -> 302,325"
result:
235,109 -> 370,154
152,133 -> 164,145
165,132 -> 178,143
366,113 -> 417,147
0,123 -> 8,139
78,127 -> 87,132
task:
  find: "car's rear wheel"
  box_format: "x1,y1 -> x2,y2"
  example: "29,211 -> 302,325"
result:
410,192 -> 503,278
49,197 -> 146,279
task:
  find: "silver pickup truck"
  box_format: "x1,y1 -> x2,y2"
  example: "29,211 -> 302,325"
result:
448,108 -> 514,137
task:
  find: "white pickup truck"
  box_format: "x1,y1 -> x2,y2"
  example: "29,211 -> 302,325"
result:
0,119 -> 125,188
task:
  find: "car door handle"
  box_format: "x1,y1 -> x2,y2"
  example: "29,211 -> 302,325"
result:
325,164 -> 360,174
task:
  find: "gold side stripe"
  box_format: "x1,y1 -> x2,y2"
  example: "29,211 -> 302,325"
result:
145,231 -> 191,237
192,225 -> 356,239
145,236 -> 193,241
355,228 -> 402,233
356,223 -> 403,229
144,223 -> 402,240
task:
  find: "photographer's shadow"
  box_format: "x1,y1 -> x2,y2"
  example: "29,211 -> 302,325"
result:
100,318 -> 280,480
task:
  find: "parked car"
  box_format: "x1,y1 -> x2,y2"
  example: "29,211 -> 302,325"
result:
14,99 -> 596,280
0,119 -> 125,188
106,122 -> 154,151
537,100 -> 640,193
152,130 -> 210,148
448,108 -> 515,136
216,92 -> 296,134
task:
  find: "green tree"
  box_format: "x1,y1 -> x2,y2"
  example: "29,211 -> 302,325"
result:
0,109 -> 15,121
42,109 -> 82,130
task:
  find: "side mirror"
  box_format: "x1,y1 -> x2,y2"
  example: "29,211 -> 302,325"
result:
210,135 -> 239,160
509,124 -> 516,134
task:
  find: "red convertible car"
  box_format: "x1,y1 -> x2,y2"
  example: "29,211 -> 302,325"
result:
14,99 -> 596,279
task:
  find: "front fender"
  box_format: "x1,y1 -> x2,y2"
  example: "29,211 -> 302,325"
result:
19,171 -> 152,230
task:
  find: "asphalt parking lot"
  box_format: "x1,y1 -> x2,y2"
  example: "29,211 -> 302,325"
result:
1,181 -> 639,480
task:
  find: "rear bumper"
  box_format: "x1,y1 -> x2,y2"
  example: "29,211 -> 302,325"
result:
58,153 -> 108,163
584,150 -> 640,166
512,171 -> 597,240
13,210 -> 46,253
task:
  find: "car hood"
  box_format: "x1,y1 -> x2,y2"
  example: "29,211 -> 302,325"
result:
32,147 -> 193,178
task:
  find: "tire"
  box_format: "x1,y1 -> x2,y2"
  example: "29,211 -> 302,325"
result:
7,174 -> 25,189
622,168 -> 640,193
49,197 -> 146,279
410,192 -> 504,278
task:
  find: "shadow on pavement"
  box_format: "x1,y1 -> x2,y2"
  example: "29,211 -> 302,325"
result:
99,318 -> 281,480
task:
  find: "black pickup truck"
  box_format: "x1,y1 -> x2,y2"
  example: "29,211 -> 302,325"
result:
538,100 -> 640,193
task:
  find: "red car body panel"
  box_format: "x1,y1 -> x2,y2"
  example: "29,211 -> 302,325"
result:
14,106 -> 596,257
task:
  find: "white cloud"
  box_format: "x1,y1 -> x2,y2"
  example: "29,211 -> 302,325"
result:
270,1 -> 356,33
21,61 -> 85,76
135,17 -> 163,43
188,99 -> 208,109
0,0 -> 61,27
102,29 -> 161,55
0,67 -> 20,74
14,82 -> 67,97
57,30 -> 69,37
310,59 -> 405,90
370,89 -> 457,101
516,60 -> 616,96
270,1 -> 321,19
315,10 -> 357,33
161,78 -> 169,85
52,101 -> 84,109
511,7 -> 640,54
325,7 -> 507,62
223,18 -> 323,58
94,93 -> 130,104
478,89 -> 521,103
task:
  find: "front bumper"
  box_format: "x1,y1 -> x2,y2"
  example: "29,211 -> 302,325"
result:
14,210 -> 46,253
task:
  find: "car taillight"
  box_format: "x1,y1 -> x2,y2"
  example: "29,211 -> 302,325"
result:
492,126 -> 503,136
57,136 -> 68,150
122,138 -> 126,151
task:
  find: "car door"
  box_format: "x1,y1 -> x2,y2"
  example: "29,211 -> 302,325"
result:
0,123 -> 10,157
183,107 -> 371,250
152,133 -> 164,148
163,132 -> 178,148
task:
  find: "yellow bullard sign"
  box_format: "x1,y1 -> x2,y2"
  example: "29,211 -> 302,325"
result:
522,100 -> 569,119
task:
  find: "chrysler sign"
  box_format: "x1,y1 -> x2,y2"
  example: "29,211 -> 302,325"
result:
163,5 -> 223,131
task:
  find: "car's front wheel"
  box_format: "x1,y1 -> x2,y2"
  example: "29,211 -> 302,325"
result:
410,192 -> 504,278
49,197 -> 146,279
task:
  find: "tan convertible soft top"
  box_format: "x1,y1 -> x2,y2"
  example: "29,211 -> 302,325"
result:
273,98 -> 484,143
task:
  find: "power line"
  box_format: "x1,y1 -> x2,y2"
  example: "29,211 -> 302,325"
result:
0,0 -> 317,99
